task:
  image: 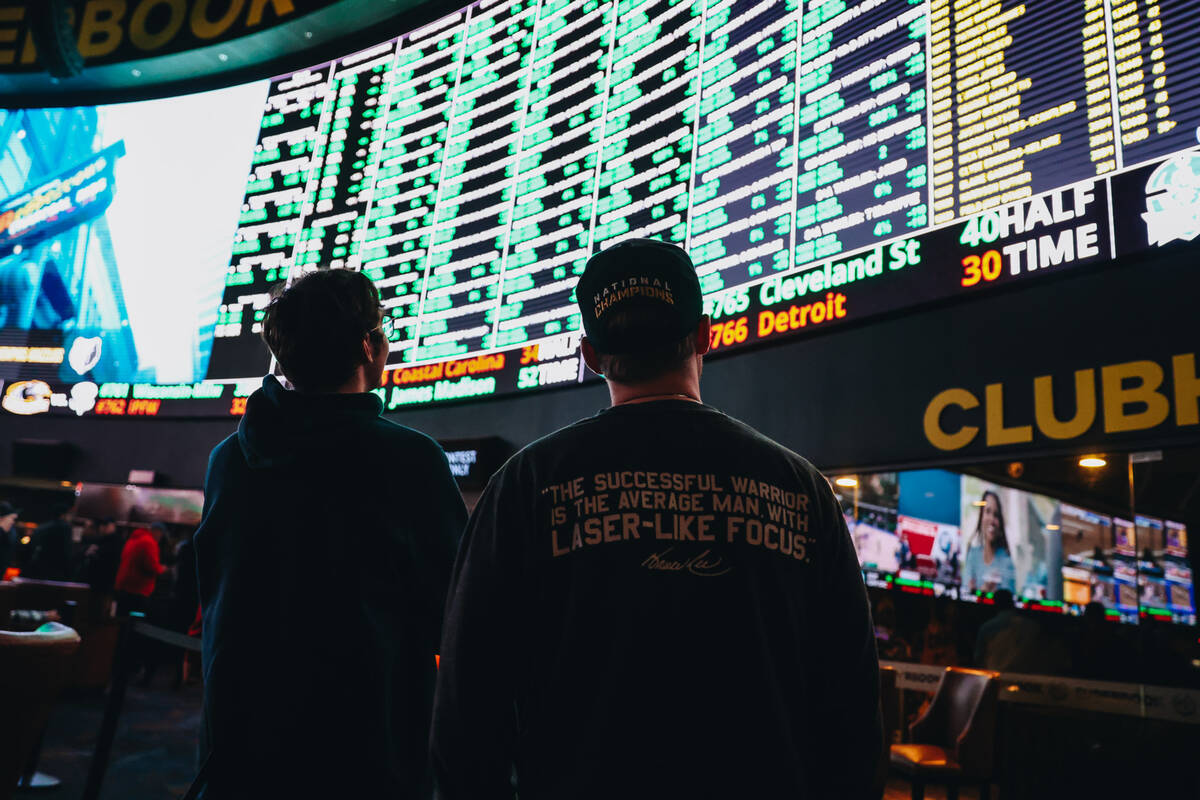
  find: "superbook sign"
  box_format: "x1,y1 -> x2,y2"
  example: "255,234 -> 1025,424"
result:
0,0 -> 337,70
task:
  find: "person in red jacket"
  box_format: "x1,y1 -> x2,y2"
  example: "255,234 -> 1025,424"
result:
115,523 -> 166,617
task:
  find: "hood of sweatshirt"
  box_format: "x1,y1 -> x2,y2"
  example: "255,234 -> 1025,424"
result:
237,375 -> 384,469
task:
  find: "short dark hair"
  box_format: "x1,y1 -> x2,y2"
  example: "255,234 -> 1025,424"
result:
594,309 -> 697,384
262,270 -> 382,392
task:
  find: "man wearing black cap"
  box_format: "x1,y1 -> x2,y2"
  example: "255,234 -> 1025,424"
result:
81,518 -> 122,591
432,239 -> 882,799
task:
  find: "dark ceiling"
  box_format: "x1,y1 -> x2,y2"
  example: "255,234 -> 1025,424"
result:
0,0 -> 466,108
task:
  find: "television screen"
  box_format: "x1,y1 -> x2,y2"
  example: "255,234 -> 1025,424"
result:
1112,559 -> 1140,615
1113,517 -> 1136,557
843,466 -> 1188,624
1059,505 -> 1119,616
1061,565 -> 1093,607
1138,570 -> 1170,616
896,515 -> 960,586
959,476 -> 1061,603
1164,562 -> 1195,624
1060,505 -> 1112,564
1091,574 -> 1121,618
1136,515 -> 1165,555
0,84 -> 269,387
837,472 -> 900,576
1166,520 -> 1189,558
1162,520 -> 1194,624
896,469 -> 961,587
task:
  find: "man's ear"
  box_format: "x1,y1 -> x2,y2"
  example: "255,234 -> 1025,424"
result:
694,315 -> 712,356
580,336 -> 604,377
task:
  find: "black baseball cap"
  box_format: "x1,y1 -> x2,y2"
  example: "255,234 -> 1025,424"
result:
0,501 -> 19,517
575,238 -> 703,354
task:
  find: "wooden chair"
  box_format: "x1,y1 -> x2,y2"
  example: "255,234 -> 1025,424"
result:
889,666 -> 999,800
6,578 -> 119,690
880,664 -> 901,743
0,623 -> 81,800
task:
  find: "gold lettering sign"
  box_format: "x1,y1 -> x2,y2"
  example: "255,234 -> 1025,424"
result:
0,0 -> 309,70
922,353 -> 1198,451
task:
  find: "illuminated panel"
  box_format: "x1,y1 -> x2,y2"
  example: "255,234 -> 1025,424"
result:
787,0 -> 928,264
201,0 -> 1200,396
930,0 -> 1098,223
8,0 -> 1200,416
686,0 -> 799,291
208,64 -> 337,377
359,14 -> 470,360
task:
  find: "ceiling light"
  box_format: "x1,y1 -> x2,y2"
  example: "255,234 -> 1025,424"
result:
834,477 -> 858,488
1045,524 -> 1061,531
1079,456 -> 1107,468
973,500 -> 987,507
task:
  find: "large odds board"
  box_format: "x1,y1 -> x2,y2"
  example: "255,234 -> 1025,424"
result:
4,0 -> 1200,417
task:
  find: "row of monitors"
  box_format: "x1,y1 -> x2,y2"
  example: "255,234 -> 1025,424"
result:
833,471 -> 1195,626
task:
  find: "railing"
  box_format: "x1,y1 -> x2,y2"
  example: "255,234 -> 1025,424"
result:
881,659 -> 1200,725
81,615 -> 202,800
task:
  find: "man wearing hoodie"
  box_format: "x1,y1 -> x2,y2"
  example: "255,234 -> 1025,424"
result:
195,269 -> 467,799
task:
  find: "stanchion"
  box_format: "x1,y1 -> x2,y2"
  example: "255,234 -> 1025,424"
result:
81,614 -> 136,800
80,615 -> 203,800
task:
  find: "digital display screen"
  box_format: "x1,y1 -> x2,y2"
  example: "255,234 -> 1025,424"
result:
960,475 -> 1061,603
1135,514 -> 1164,553
1061,504 -> 1112,563
1114,516 -> 1136,556
835,468 -> 1194,625
835,471 -> 899,573
1166,520 -> 1188,558
3,0 -> 1200,417
0,85 -> 268,415
1165,561 -> 1195,621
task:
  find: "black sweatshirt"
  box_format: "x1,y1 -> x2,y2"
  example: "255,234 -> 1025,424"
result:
195,375 -> 466,799
432,399 -> 882,800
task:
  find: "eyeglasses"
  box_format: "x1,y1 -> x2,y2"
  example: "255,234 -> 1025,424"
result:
369,317 -> 396,340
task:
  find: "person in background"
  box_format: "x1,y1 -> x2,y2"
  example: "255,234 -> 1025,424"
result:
973,589 -> 1067,674
195,269 -> 466,799
115,522 -> 166,616
0,501 -> 18,578
140,522 -> 184,686
24,505 -> 73,582
431,239 -> 881,800
963,490 -> 1016,595
171,530 -> 198,632
82,517 -> 124,591
1072,601 -> 1132,681
920,597 -> 960,666
874,595 -> 912,661
168,528 -> 199,688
